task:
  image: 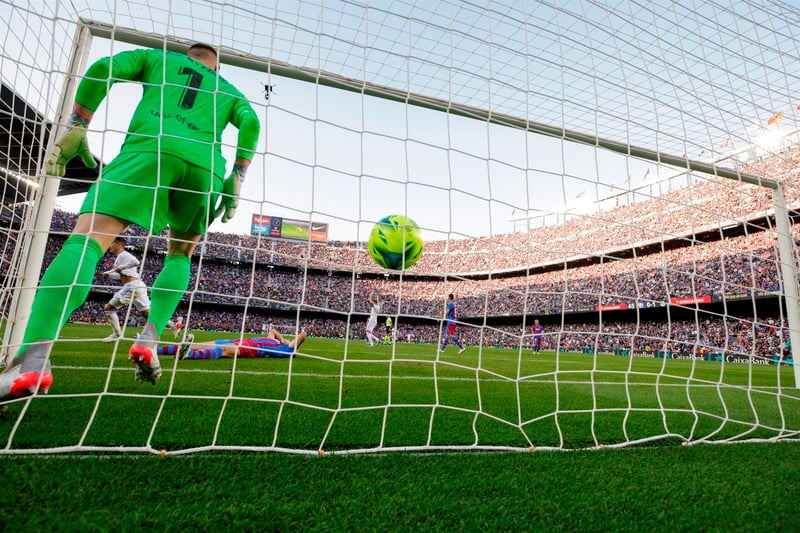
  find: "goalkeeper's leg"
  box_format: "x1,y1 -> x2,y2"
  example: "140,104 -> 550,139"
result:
1,214 -> 126,402
129,229 -> 200,385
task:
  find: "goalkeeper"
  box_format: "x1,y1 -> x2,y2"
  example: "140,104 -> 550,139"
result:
0,43 -> 260,401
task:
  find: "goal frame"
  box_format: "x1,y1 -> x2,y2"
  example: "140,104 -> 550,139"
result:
7,19 -> 800,387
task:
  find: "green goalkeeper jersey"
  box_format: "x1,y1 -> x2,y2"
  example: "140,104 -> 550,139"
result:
75,48 -> 259,178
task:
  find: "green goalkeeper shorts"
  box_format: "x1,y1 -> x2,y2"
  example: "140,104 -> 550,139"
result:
79,151 -> 223,235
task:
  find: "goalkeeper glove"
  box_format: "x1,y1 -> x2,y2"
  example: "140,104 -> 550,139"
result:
44,108 -> 96,177
214,163 -> 249,223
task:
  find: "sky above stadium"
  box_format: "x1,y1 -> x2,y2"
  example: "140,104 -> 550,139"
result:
53,38 -> 656,243
3,0 -> 800,242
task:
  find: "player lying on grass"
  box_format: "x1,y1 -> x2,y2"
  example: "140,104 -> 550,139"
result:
157,329 -> 307,360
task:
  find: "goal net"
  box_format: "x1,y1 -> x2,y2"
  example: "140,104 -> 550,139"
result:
1,0 -> 799,455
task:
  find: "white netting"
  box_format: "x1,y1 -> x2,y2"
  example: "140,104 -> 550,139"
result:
0,0 -> 798,455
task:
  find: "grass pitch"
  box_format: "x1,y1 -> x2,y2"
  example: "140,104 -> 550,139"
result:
1,323 -> 797,453
1,324 -> 799,530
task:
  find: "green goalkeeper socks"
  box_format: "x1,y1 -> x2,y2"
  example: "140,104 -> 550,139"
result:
21,234 -> 104,349
148,254 -> 191,334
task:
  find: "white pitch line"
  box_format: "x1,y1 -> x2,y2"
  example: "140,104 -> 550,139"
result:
48,364 -> 793,391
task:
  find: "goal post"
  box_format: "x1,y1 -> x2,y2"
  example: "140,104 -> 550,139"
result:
773,181 -> 800,387
2,23 -> 94,361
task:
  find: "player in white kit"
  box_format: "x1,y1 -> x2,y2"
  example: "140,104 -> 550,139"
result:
102,237 -> 181,341
365,292 -> 381,347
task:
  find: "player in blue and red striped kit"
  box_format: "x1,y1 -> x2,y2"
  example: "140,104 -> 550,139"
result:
532,319 -> 544,353
438,293 -> 465,355
158,329 -> 306,360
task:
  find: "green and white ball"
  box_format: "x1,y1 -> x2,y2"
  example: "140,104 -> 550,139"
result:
368,215 -> 424,270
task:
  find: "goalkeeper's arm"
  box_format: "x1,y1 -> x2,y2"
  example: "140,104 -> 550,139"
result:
45,51 -> 148,176
214,105 -> 260,223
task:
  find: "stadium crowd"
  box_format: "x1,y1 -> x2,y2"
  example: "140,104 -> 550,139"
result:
24,222 -> 790,320
1,143 -> 797,360
38,142 -> 800,277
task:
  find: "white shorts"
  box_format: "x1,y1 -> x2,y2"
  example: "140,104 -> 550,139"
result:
367,316 -> 377,332
108,279 -> 150,312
